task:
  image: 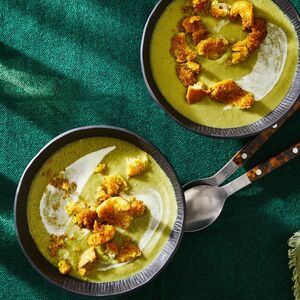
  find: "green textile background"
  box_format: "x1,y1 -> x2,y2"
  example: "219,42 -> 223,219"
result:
0,0 -> 299,299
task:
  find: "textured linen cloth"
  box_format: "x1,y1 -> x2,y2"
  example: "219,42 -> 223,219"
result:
0,0 -> 299,299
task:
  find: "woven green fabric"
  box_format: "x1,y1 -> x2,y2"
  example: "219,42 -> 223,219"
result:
0,0 -> 299,299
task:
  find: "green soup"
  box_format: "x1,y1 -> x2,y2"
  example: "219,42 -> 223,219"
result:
150,0 -> 298,128
27,137 -> 177,282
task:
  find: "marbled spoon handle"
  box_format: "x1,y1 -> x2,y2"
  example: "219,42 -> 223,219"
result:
233,99 -> 300,167
246,142 -> 300,182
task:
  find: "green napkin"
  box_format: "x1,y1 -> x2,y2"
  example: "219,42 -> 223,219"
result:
0,0 -> 299,299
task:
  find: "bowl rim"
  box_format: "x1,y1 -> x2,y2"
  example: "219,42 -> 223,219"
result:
140,0 -> 300,138
14,125 -> 185,296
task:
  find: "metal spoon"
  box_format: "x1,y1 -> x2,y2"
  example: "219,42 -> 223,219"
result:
184,142 -> 300,232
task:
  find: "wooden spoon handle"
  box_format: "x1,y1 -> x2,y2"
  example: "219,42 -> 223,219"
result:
246,142 -> 300,182
233,99 -> 300,167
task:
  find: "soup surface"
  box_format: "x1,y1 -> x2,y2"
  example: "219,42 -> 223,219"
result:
28,137 -> 177,282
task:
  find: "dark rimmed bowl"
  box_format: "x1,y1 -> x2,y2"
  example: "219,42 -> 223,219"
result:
141,0 -> 300,138
14,126 -> 185,296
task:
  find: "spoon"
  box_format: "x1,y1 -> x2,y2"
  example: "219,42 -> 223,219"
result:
184,142 -> 300,232
183,99 -> 300,232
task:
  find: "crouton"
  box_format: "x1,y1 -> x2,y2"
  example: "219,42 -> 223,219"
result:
58,259 -> 72,275
229,0 -> 254,30
96,197 -> 133,229
127,155 -> 149,177
73,208 -> 97,230
65,201 -> 86,215
197,37 -> 228,59
209,79 -> 254,109
210,0 -> 231,18
192,0 -> 210,13
180,16 -> 208,44
78,247 -> 97,276
170,33 -> 197,63
231,18 -> 267,64
87,224 -> 116,246
130,199 -> 146,217
186,81 -> 209,104
102,175 -> 128,197
117,241 -> 142,263
95,188 -> 110,204
176,62 -> 201,87
105,242 -> 119,259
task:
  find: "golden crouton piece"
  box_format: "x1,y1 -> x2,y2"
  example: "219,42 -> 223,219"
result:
209,79 -> 254,109
58,259 -> 72,275
87,223 -> 116,246
231,18 -> 267,64
181,16 -> 208,44
95,188 -> 110,204
210,0 -> 231,18
127,155 -> 149,177
229,0 -> 254,30
102,175 -> 128,197
78,247 -> 97,276
48,235 -> 65,257
65,201 -> 86,215
186,82 -> 209,104
197,37 -> 228,60
117,241 -> 142,263
176,62 -> 201,87
105,242 -> 119,259
192,29 -> 209,44
192,0 -> 210,13
170,33 -> 197,63
73,208 -> 97,230
96,197 -> 133,229
94,163 -> 106,174
130,199 -> 146,216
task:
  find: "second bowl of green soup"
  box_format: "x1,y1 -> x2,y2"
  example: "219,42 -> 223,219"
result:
141,0 -> 300,138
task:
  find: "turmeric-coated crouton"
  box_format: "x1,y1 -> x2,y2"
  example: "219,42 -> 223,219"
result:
197,37 -> 228,60
96,197 -> 133,229
130,199 -> 146,216
209,79 -> 254,109
127,155 -> 149,177
105,242 -> 119,259
192,0 -> 210,13
117,241 -> 142,263
229,1 -> 254,30
65,201 -> 86,215
87,224 -> 116,246
170,33 -> 197,63
180,16 -> 208,44
176,62 -> 201,87
210,0 -> 231,18
58,259 -> 72,275
73,208 -> 97,230
102,175 -> 127,196
78,247 -> 97,276
231,18 -> 267,64
186,82 -> 209,104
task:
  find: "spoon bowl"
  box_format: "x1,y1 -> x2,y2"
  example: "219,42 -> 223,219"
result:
184,184 -> 228,232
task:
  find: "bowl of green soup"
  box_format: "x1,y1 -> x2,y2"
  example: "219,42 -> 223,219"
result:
141,0 -> 300,138
15,126 -> 184,296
